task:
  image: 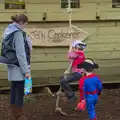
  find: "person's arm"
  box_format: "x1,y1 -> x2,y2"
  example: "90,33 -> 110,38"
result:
26,36 -> 32,52
79,77 -> 85,102
68,44 -> 73,52
97,77 -> 102,95
68,51 -> 79,59
13,31 -> 30,75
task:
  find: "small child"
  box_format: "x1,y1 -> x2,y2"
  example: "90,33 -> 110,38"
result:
76,58 -> 102,120
60,40 -> 87,103
26,36 -> 32,52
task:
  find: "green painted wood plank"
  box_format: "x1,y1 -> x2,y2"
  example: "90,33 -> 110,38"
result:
31,53 -> 67,62
0,70 -> 65,79
49,74 -> 120,85
98,27 -> 120,35
0,77 -> 49,87
31,51 -> 120,62
32,48 -> 68,54
85,35 -> 120,44
75,21 -> 115,27
0,58 -> 120,72
31,66 -> 120,76
32,42 -> 120,55
85,51 -> 120,60
0,41 -> 119,58
0,65 -> 120,79
31,66 -> 120,78
31,62 -> 69,70
85,43 -> 120,52
0,62 -> 69,72
2,74 -> 119,88
0,22 -> 115,30
32,77 -> 49,85
31,60 -> 120,71
0,79 -> 10,87
0,71 -> 8,79
0,66 -> 120,87
95,66 -> 120,75
1,74 -> 120,88
21,21 -> 116,28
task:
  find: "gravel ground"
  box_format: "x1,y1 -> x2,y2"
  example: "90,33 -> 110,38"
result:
0,89 -> 120,120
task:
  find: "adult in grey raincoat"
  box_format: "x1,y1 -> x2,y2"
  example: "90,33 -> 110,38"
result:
0,14 -> 32,120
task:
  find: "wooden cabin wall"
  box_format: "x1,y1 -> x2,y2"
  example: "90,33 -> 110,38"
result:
0,0 -> 120,88
0,0 -> 120,21
0,21 -> 120,87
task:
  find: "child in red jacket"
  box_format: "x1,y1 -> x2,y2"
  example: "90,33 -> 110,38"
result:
76,58 -> 102,120
60,40 -> 87,103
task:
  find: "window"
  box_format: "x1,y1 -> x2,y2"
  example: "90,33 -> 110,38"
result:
5,0 -> 25,9
61,0 -> 80,8
112,0 -> 120,8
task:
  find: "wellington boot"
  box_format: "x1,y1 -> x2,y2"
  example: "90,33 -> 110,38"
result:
10,104 -> 17,120
10,105 -> 28,120
15,106 -> 28,120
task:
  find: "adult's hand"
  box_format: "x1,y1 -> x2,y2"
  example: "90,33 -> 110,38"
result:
25,73 -> 31,79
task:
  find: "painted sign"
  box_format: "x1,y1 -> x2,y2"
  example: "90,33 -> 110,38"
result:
26,26 -> 89,46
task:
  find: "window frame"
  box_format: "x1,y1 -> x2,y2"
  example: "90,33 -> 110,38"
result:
4,0 -> 25,9
61,0 -> 80,9
112,0 -> 120,8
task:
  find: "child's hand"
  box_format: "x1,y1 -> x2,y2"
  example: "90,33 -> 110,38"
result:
64,70 -> 70,74
76,100 -> 86,111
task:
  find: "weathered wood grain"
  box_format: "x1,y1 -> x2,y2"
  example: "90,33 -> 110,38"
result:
0,59 -> 120,72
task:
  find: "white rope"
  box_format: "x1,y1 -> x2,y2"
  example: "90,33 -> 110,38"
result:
66,0 -> 90,37
53,0 -> 73,115
67,0 -> 73,42
52,0 -> 89,116
71,25 -> 90,36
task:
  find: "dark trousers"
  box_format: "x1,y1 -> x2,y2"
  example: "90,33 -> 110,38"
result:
60,72 -> 82,97
10,81 -> 24,107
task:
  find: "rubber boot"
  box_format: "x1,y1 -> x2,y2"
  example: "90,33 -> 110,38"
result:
15,106 -> 28,120
68,93 -> 77,103
10,105 -> 28,120
10,104 -> 17,120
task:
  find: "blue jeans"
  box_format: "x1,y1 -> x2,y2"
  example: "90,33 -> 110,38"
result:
60,72 -> 82,97
10,81 -> 24,107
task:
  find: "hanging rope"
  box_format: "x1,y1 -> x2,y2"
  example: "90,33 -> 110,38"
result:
50,59 -> 73,115
50,0 -> 90,116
